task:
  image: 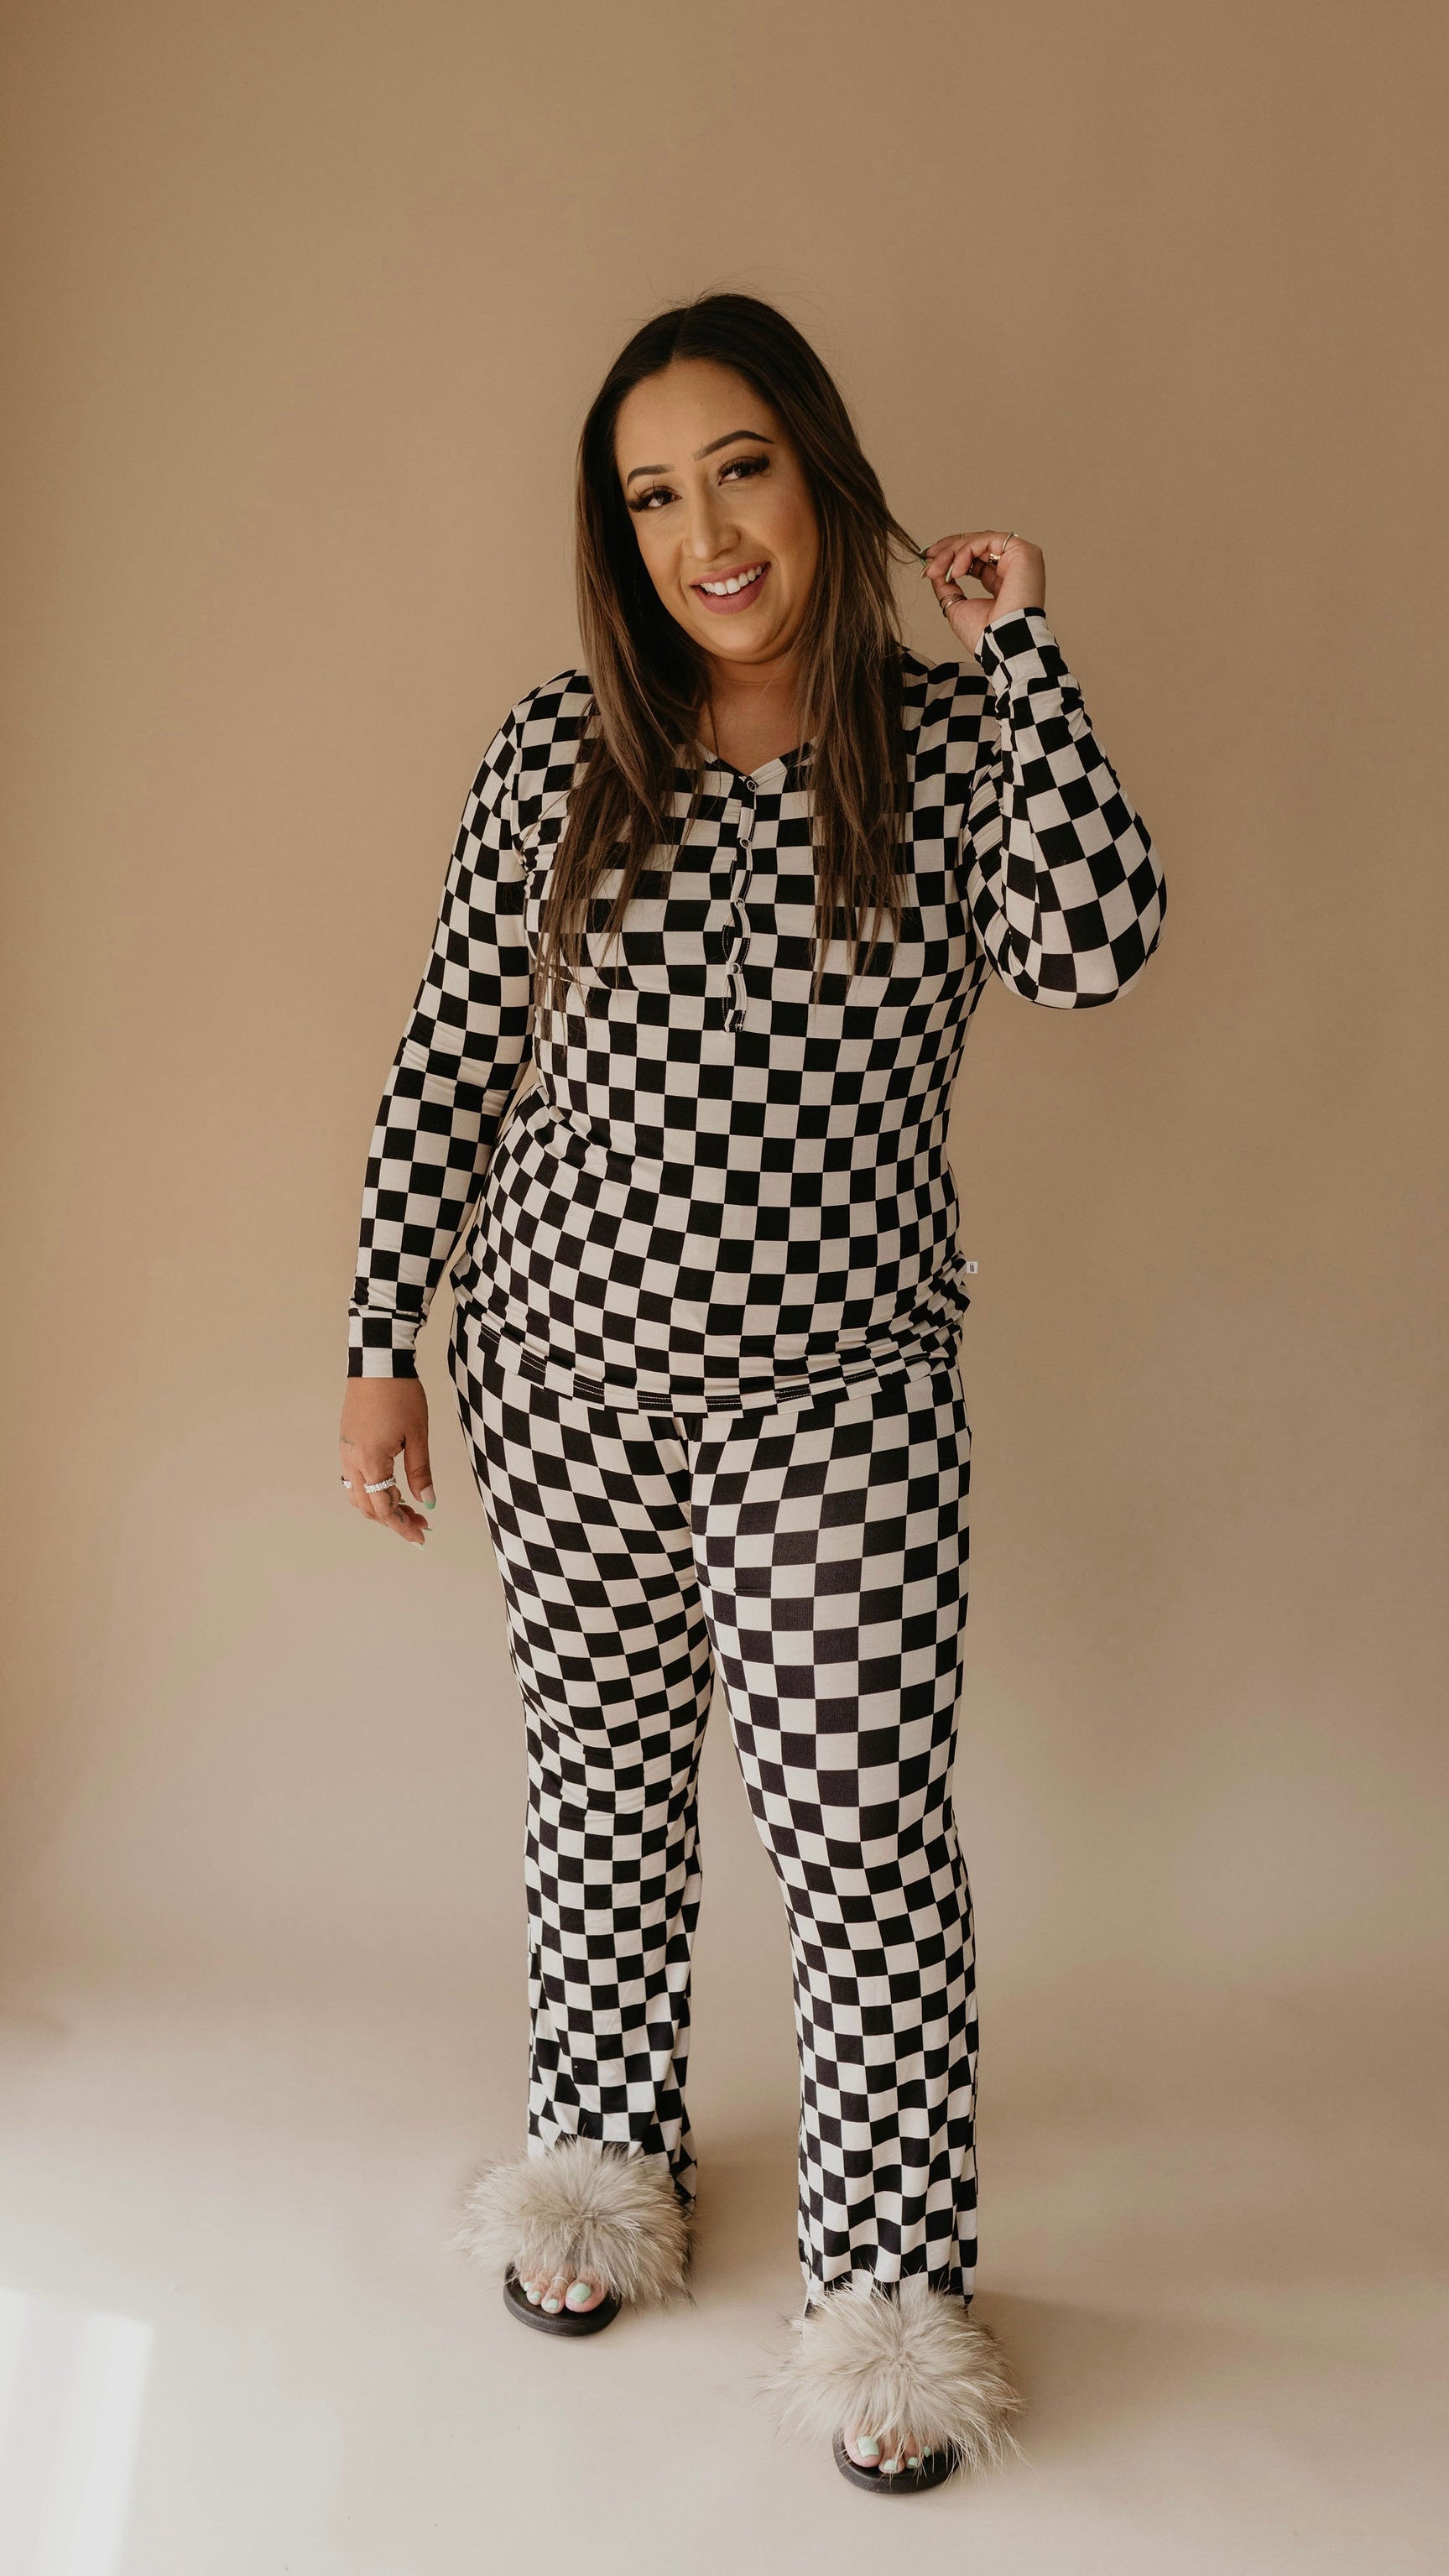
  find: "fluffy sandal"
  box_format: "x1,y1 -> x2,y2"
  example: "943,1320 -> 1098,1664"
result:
456,2136 -> 692,2334
764,2273 -> 1023,2494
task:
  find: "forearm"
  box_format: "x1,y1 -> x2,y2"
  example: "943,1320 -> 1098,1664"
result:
347,1040 -> 525,1378
966,606 -> 1165,1005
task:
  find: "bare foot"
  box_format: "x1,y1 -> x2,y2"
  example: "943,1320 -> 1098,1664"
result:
517,2267 -> 609,2316
843,2423 -> 930,2476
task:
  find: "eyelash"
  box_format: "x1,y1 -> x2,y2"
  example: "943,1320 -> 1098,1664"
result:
628,454 -> 769,513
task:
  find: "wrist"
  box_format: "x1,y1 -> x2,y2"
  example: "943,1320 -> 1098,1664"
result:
975,601 -> 1051,666
347,1346 -> 420,1380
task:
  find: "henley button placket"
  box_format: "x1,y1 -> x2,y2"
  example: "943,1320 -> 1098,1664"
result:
723,779 -> 754,1033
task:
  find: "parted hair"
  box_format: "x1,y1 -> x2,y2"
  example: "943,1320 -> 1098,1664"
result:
535,292 -> 920,1009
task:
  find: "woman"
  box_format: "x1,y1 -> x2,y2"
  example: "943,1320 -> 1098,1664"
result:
338,293 -> 1165,2495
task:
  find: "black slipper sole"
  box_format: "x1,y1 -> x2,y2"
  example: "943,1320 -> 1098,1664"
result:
832,2429 -> 959,2493
503,2268 -> 622,2336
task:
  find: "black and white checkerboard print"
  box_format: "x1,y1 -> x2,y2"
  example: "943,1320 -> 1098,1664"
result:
348,607 -> 1165,1400
448,1306 -> 979,2303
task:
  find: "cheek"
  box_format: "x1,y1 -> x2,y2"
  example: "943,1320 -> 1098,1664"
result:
632,519 -> 676,593
769,485 -> 818,575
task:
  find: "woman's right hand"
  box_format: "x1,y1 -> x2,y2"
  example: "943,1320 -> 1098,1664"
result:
339,1377 -> 435,1546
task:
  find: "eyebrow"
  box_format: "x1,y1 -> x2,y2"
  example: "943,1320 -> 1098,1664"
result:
625,430 -> 774,486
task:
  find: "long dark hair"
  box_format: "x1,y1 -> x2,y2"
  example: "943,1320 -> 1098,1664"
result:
535,293 -> 920,1008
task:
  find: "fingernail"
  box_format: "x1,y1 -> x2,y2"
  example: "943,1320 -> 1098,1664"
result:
565,2281 -> 594,2308
420,1487 -> 436,1509
542,2296 -> 561,2313
856,2435 -> 880,2460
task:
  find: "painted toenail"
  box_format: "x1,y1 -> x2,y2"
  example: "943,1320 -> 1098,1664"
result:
524,2286 -> 541,2304
856,2435 -> 880,2460
906,2454 -> 921,2469
542,2297 -> 561,2313
881,2455 -> 902,2474
565,2281 -> 594,2308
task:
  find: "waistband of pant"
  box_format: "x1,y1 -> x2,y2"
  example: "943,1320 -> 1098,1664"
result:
454,1301 -> 964,1421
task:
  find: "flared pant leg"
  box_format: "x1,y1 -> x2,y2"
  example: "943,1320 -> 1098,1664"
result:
686,1367 -> 978,2307
448,1312 -> 711,2208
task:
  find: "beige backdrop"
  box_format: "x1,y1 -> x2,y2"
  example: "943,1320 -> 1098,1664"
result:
2,5 -> 1446,2571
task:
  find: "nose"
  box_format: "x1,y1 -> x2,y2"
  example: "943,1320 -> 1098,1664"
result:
682,478 -> 740,571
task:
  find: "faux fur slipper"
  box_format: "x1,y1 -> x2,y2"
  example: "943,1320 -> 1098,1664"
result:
456,2136 -> 692,2334
764,2274 -> 1023,2494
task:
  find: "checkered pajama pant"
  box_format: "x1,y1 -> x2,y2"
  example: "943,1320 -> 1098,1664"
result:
447,1299 -> 981,2307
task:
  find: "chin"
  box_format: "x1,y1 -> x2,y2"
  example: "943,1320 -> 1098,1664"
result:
695,613 -> 788,653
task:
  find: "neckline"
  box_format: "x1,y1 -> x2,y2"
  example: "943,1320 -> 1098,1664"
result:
697,739 -> 811,786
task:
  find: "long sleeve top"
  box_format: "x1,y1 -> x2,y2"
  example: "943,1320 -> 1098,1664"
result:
346,605 -> 1165,1411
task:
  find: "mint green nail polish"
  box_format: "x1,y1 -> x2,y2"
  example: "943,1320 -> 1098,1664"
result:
857,2435 -> 880,2460
542,2296 -> 561,2313
565,2281 -> 593,2308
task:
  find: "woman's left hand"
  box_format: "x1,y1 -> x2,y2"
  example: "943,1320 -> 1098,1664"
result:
921,530 -> 1045,655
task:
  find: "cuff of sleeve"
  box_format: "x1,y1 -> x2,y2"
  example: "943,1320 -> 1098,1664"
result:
347,1311 -> 421,1379
974,602 -> 1055,688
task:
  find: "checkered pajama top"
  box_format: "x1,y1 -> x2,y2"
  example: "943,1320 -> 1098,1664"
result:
347,606 -> 1165,1411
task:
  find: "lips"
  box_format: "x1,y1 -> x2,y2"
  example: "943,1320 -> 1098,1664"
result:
691,561 -> 769,616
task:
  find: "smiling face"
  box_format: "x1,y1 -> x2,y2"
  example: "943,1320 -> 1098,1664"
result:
613,357 -> 821,675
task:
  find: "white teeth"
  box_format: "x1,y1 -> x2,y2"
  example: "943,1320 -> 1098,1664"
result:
701,564 -> 764,596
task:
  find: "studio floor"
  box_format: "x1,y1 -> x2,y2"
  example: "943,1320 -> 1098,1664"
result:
0,1963 -> 1441,2576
